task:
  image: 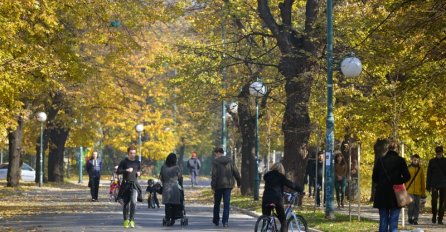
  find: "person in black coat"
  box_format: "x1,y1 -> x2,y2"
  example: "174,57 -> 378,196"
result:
426,145 -> 446,224
262,162 -> 303,232
372,141 -> 410,232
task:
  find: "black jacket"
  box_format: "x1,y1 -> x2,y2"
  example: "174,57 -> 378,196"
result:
262,170 -> 303,204
372,150 -> 410,209
426,156 -> 446,189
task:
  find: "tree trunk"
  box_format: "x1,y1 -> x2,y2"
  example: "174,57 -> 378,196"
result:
238,84 -> 256,196
48,127 -> 69,182
178,137 -> 185,171
7,117 -> 24,187
257,0 -> 320,185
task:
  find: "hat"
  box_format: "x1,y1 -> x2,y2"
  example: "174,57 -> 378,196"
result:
435,145 -> 443,153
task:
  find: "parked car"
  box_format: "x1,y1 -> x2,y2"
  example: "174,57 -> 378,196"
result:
0,162 -> 36,181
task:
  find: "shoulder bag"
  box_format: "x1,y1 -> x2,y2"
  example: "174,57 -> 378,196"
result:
380,158 -> 413,207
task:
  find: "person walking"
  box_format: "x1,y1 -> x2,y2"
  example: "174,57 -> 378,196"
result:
262,162 -> 303,232
334,152 -> 347,208
372,141 -> 411,232
116,145 -> 142,228
316,151 -> 324,207
86,151 -> 102,201
305,152 -> 316,198
211,147 -> 241,228
160,153 -> 183,226
187,151 -> 201,187
406,154 -> 426,225
426,145 -> 446,224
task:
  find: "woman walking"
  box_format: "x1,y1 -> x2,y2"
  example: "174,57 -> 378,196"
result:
334,152 -> 347,208
160,153 -> 183,226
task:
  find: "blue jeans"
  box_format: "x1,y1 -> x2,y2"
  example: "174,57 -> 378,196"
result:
213,188 -> 232,225
379,208 -> 400,232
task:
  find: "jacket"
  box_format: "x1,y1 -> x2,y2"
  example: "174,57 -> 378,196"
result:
211,156 -> 241,190
86,158 -> 102,178
372,150 -> 411,209
160,165 -> 183,204
335,162 -> 347,181
426,156 -> 446,189
405,164 -> 426,197
262,170 -> 303,204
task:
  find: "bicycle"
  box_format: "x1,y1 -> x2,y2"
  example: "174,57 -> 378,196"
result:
284,192 -> 308,232
254,203 -> 280,232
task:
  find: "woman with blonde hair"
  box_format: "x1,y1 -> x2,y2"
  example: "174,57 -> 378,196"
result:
261,162 -> 303,232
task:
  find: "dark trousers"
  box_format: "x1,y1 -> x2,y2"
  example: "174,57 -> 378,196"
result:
148,192 -> 159,207
213,188 -> 232,225
89,177 -> 100,200
335,178 -> 346,207
431,187 -> 446,222
123,189 -> 138,221
262,201 -> 287,232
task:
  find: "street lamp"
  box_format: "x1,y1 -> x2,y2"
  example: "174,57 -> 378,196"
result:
36,112 -> 47,187
249,80 -> 267,201
325,0 -> 363,216
135,124 -> 144,162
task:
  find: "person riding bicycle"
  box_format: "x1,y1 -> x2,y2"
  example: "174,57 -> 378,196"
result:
262,162 -> 303,232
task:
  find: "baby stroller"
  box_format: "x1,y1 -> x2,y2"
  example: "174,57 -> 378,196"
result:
162,188 -> 188,226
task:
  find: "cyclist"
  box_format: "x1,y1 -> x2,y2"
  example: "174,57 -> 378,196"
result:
262,162 -> 303,232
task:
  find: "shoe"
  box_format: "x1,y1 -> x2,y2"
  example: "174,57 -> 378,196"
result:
438,221 -> 444,225
432,216 -> 437,224
408,219 -> 413,224
223,223 -> 228,228
413,221 -> 418,225
123,220 -> 130,228
212,219 -> 219,226
129,220 -> 135,228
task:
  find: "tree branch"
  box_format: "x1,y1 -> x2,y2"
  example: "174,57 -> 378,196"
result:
257,0 -> 280,37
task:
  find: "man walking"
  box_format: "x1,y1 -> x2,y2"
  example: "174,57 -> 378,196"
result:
86,151 -> 102,201
427,145 -> 446,224
211,147 -> 241,228
117,145 -> 142,228
187,151 -> 201,186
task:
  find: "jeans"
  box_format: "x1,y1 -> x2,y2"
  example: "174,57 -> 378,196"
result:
89,177 -> 100,200
335,178 -> 346,207
190,169 -> 199,186
431,187 -> 446,222
213,188 -> 232,225
123,189 -> 138,221
408,194 -> 420,222
378,208 -> 400,232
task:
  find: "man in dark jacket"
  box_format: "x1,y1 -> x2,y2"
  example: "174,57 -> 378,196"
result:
426,145 -> 446,224
305,152 -> 316,197
211,147 -> 241,228
372,141 -> 410,232
86,151 -> 102,201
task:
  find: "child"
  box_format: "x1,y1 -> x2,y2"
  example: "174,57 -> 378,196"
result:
109,166 -> 120,201
146,179 -> 160,208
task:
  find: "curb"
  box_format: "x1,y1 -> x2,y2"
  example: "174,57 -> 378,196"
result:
232,206 -> 323,232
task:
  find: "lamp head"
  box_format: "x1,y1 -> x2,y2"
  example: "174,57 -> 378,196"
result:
341,56 -> 362,78
249,81 -> 267,97
36,112 -> 47,122
135,124 -> 144,132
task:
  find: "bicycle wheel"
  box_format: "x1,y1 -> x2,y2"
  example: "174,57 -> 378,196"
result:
255,215 -> 279,232
287,214 -> 308,232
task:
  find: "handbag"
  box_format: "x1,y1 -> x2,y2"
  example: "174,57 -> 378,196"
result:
380,158 -> 413,207
393,184 -> 413,207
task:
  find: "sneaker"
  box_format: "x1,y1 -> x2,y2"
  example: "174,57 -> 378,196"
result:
129,220 -> 135,228
123,220 -> 130,228
222,223 -> 228,228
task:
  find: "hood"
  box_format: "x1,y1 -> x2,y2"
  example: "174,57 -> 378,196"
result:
263,170 -> 281,182
213,156 -> 232,165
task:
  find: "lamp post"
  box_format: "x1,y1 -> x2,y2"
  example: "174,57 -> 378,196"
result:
135,124 -> 144,162
249,80 -> 267,201
325,1 -> 363,216
36,112 -> 47,187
